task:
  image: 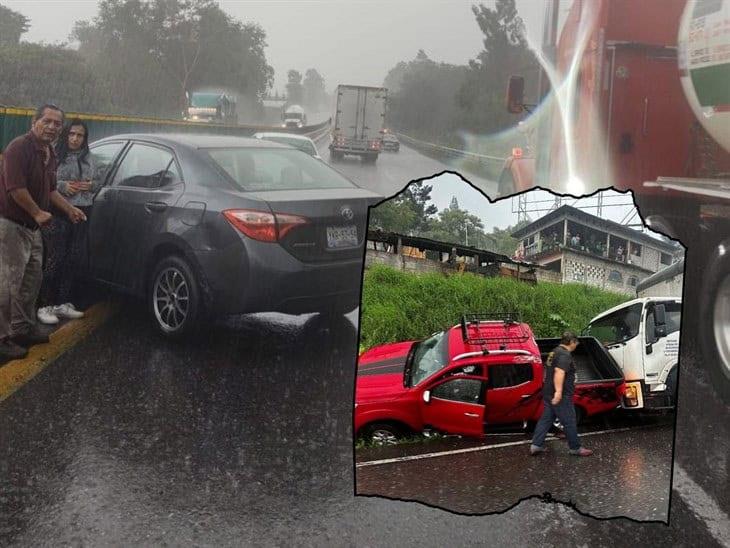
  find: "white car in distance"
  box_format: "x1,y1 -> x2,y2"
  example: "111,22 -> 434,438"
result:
253,132 -> 322,160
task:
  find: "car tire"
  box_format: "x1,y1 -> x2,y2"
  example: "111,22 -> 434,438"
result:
148,255 -> 204,338
699,240 -> 730,401
362,422 -> 403,445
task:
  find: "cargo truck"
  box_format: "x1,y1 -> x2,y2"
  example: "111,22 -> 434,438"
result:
184,91 -> 238,124
584,298 -> 681,409
282,104 -> 307,129
330,84 -> 387,164
501,0 -> 730,400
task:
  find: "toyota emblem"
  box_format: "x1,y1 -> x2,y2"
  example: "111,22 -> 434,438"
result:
341,206 -> 354,221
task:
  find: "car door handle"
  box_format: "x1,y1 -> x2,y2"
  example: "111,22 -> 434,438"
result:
520,394 -> 532,399
145,201 -> 168,213
464,412 -> 479,418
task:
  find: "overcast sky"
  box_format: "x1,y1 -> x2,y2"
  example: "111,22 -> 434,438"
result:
4,0 -> 550,92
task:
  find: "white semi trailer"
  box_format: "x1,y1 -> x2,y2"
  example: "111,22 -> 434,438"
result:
329,84 -> 387,164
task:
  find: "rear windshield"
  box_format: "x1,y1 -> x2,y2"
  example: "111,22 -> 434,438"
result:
204,147 -> 355,191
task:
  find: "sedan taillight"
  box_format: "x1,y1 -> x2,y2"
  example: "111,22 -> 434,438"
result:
223,209 -> 308,242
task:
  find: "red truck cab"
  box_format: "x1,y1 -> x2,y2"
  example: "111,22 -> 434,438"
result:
355,314 -> 625,443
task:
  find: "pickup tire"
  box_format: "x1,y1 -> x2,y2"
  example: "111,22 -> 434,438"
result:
699,239 -> 730,401
362,422 -> 405,445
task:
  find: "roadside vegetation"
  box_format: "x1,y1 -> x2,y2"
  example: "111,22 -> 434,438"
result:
359,264 -> 630,351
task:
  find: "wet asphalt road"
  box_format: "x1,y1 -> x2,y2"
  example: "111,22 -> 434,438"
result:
0,303 -> 727,546
315,138 -> 497,199
0,149 -> 728,545
356,420 -> 673,520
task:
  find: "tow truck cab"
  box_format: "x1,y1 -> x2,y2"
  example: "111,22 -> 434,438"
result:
355,314 -> 625,441
584,297 -> 681,409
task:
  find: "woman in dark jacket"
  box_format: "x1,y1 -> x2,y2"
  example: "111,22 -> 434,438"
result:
37,119 -> 96,324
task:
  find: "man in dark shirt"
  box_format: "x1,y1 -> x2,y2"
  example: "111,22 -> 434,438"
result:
530,331 -> 593,457
0,104 -> 87,363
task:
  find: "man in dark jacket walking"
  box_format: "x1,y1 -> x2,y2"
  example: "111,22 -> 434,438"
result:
530,331 -> 593,457
0,104 -> 87,364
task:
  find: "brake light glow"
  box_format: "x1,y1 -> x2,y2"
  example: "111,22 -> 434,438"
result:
369,140 -> 381,149
223,209 -> 308,242
512,147 -> 523,158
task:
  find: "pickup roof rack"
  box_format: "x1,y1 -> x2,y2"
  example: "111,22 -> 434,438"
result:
460,313 -> 530,347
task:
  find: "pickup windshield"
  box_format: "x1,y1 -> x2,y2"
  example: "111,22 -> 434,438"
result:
410,331 -> 450,386
585,303 -> 643,346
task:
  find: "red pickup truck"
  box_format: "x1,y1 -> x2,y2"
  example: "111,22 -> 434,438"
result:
355,314 -> 626,443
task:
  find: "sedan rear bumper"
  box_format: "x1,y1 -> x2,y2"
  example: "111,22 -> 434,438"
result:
195,240 -> 363,315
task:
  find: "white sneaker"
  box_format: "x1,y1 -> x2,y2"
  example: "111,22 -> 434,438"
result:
37,306 -> 60,325
53,303 -> 85,319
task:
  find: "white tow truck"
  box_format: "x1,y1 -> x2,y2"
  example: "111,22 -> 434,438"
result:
584,297 -> 681,409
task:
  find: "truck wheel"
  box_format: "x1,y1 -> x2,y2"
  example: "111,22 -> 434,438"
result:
700,241 -> 730,401
148,255 -> 204,338
362,422 -> 403,445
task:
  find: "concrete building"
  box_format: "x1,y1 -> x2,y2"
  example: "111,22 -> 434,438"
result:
511,205 -> 681,295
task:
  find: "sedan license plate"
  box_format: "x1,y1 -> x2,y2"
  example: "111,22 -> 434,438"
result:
327,225 -> 358,248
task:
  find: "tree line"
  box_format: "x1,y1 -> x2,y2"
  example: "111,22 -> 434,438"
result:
383,0 -> 538,153
369,180 -> 529,256
0,1 -> 327,121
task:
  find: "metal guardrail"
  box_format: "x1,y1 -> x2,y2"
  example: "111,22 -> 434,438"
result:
396,132 -> 506,179
0,104 -> 331,150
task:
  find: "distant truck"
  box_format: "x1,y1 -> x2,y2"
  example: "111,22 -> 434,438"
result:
282,104 -> 307,129
355,314 -> 625,443
184,91 -> 238,124
330,84 -> 387,164
584,298 -> 681,410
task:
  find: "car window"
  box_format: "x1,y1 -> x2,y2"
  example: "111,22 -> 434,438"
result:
90,142 -> 125,186
112,143 -> 180,189
432,378 -> 482,404
487,363 -> 533,389
205,147 -> 355,191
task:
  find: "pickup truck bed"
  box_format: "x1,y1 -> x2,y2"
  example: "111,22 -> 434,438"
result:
536,337 -> 624,383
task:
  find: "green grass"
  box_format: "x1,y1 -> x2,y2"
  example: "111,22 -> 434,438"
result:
360,264 -> 630,351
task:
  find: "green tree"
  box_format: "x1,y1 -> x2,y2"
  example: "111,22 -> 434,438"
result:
72,0 -> 273,117
369,181 -> 437,235
488,219 -> 531,256
302,68 -> 326,110
0,4 -> 29,46
427,203 -> 489,248
0,43 -> 109,111
285,69 -> 303,105
456,0 -> 537,133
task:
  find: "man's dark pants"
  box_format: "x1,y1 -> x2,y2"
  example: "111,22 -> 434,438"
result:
0,217 -> 43,343
531,396 -> 581,451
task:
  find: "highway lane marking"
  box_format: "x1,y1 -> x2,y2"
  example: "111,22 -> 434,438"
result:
673,464 -> 730,545
355,424 -> 662,468
0,302 -> 114,403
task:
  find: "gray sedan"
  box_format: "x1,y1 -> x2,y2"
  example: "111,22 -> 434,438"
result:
86,134 -> 380,337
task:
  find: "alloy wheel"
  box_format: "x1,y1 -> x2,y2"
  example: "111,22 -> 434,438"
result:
153,267 -> 190,333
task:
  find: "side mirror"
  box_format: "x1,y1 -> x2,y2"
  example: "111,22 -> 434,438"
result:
422,390 -> 431,404
655,304 -> 666,326
655,325 -> 667,338
506,75 -> 525,114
